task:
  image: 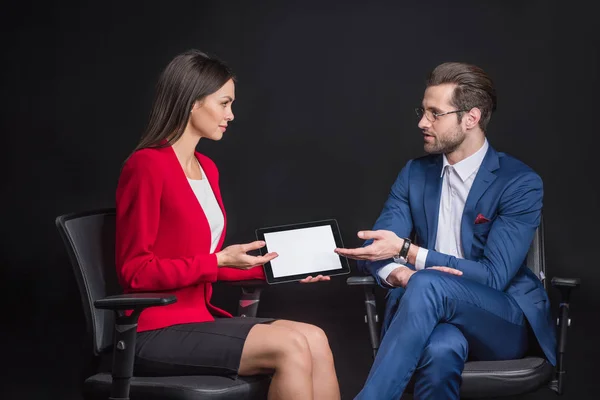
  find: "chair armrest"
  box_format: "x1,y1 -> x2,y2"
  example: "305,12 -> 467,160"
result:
223,279 -> 268,288
95,293 -> 177,399
347,276 -> 376,286
94,293 -> 177,400
549,276 -> 580,395
550,276 -> 580,304
551,277 -> 581,288
346,275 -> 380,358
94,293 -> 177,310
219,280 -> 267,318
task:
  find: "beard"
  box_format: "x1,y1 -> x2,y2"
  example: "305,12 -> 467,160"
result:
424,125 -> 466,154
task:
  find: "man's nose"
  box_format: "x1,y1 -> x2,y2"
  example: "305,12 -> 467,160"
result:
418,115 -> 430,130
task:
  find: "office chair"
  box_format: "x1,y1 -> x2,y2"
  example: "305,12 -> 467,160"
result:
347,216 -> 580,398
55,208 -> 270,400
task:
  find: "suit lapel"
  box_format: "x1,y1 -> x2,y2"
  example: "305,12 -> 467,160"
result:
424,157 -> 443,248
461,146 -> 499,257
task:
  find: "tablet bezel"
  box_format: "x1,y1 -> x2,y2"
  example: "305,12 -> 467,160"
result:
255,219 -> 351,284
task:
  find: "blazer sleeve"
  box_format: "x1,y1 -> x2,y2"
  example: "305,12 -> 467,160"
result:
115,152 -> 219,292
217,266 -> 266,281
424,172 -> 543,291
361,160 -> 415,286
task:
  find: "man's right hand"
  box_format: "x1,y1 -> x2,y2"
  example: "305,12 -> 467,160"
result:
216,241 -> 278,269
387,266 -> 416,288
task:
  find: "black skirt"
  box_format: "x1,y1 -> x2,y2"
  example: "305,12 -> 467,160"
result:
134,317 -> 275,377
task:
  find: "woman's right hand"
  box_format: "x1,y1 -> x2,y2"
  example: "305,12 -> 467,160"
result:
216,241 -> 278,269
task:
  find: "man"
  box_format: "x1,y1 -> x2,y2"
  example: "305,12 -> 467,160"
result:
335,62 -> 556,400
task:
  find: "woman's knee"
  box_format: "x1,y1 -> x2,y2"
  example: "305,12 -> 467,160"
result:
303,324 -> 334,361
240,324 -> 312,375
272,320 -> 332,358
277,329 -> 313,372
303,324 -> 329,347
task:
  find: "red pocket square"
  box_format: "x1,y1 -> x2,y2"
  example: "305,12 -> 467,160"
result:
474,213 -> 490,224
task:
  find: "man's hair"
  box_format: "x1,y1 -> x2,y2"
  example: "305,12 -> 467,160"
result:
427,62 -> 497,131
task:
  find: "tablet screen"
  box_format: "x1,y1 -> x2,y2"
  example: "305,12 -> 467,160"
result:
256,220 -> 351,284
264,225 -> 342,278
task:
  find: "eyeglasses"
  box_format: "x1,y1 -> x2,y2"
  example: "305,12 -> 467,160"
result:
415,107 -> 469,122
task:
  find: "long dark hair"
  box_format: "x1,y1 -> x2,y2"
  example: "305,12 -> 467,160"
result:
134,49 -> 235,152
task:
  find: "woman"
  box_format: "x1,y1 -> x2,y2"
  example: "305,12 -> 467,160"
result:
115,49 -> 340,400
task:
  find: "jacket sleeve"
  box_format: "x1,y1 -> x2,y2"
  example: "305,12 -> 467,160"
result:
361,160 -> 415,287
424,172 -> 543,291
115,152 -> 219,292
218,266 -> 266,281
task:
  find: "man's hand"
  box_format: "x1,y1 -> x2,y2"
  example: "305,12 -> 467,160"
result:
334,230 -> 403,261
388,266 -> 463,288
387,266 -> 416,288
429,266 -> 463,276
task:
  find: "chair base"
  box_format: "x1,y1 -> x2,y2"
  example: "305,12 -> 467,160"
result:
83,373 -> 271,400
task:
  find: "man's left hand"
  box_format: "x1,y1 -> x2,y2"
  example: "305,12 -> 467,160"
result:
334,230 -> 403,261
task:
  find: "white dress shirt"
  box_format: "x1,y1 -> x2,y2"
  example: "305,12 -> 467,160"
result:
188,162 -> 225,254
378,139 -> 489,285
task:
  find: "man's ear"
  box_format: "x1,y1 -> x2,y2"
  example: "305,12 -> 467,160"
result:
464,107 -> 481,130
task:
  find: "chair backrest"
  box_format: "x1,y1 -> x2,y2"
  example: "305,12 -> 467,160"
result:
55,208 -> 120,356
525,215 -> 547,289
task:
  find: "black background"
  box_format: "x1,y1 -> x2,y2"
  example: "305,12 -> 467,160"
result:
1,0 -> 597,398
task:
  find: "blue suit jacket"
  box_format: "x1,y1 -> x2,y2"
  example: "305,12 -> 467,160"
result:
360,144 -> 557,365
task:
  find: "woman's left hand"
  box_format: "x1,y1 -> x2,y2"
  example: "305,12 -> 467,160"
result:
299,274 -> 331,283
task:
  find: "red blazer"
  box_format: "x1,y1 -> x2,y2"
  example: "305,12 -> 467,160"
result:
115,145 -> 265,332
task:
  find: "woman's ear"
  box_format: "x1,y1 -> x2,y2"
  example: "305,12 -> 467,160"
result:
191,100 -> 203,112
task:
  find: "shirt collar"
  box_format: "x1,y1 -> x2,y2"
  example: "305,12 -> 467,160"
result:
441,139 -> 489,181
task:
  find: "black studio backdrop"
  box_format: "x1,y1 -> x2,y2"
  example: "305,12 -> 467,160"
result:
1,1 -> 597,399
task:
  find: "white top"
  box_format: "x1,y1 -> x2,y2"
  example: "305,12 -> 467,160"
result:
378,139 -> 489,285
188,162 -> 224,254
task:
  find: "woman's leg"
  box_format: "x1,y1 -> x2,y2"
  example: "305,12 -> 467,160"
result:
238,323 -> 314,400
270,320 -> 340,400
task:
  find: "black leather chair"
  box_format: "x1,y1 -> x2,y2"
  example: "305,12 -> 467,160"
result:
347,217 -> 580,398
56,208 -> 270,400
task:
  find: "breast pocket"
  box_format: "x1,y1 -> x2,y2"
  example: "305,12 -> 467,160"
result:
471,220 -> 494,258
473,221 -> 493,234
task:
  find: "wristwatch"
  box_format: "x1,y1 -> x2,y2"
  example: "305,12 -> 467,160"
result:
393,238 -> 411,264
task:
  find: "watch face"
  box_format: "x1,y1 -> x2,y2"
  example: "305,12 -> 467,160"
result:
400,239 -> 411,258
393,256 -> 407,264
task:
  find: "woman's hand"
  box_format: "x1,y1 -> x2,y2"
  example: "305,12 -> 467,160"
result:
299,275 -> 331,284
216,241 -> 278,270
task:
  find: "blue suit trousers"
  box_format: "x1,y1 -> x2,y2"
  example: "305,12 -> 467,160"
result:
355,269 -> 529,400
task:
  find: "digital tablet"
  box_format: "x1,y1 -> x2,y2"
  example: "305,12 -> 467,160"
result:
255,219 -> 351,284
